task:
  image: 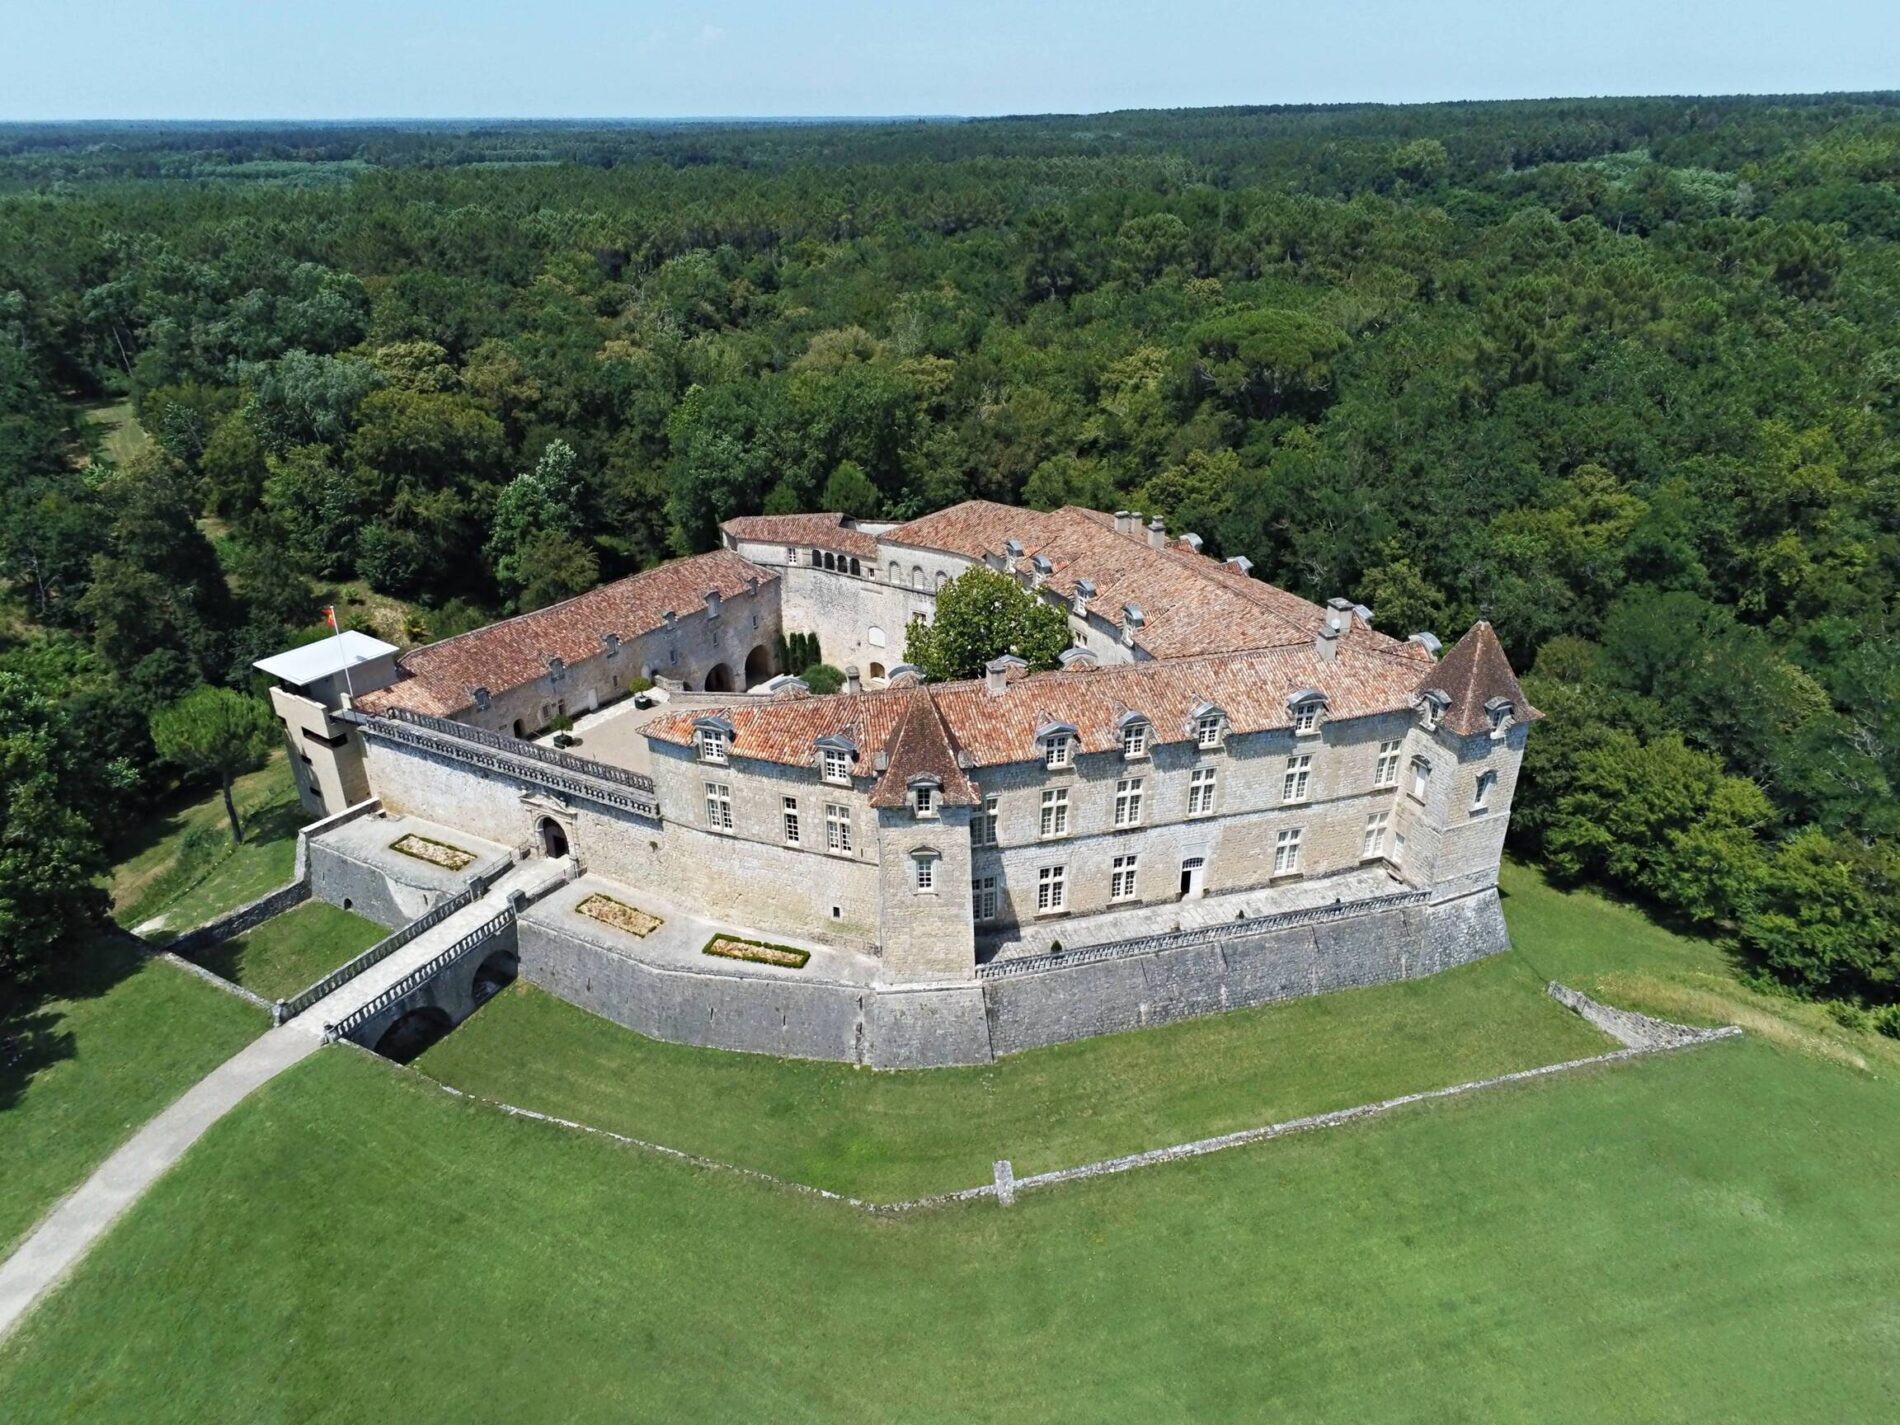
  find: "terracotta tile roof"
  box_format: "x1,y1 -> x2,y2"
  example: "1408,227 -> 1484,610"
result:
868,688 -> 980,807
881,501 -> 1420,660
647,635 -> 1441,787
722,512 -> 880,562
359,550 -> 776,717
1417,621 -> 1543,736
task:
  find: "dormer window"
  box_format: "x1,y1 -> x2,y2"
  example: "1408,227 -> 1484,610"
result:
1485,696 -> 1515,738
911,779 -> 940,818
1044,736 -> 1074,769
822,746 -> 852,784
1194,711 -> 1225,750
1288,690 -> 1327,736
696,727 -> 729,763
1418,689 -> 1449,732
1121,720 -> 1149,760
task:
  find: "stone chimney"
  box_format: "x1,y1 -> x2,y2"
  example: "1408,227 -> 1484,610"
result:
984,655 -> 1025,696
1114,510 -> 1134,535
1316,598 -> 1351,663
1146,517 -> 1167,551
845,664 -> 862,694
1003,537 -> 1023,573
1121,603 -> 1145,647
704,589 -> 722,619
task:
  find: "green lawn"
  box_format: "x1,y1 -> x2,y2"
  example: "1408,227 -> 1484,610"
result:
109,753 -> 312,938
0,943 -> 264,1255
418,950 -> 1611,1200
183,902 -> 386,1002
3,1026 -> 1895,1423
76,398 -> 151,467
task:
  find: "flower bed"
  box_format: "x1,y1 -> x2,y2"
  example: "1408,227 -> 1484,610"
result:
701,935 -> 811,970
389,834 -> 476,872
576,893 -> 663,938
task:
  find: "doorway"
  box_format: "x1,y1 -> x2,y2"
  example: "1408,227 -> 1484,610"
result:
1179,856 -> 1206,900
538,816 -> 570,858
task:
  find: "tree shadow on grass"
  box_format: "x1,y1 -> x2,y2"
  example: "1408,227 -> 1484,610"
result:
0,937 -> 144,1116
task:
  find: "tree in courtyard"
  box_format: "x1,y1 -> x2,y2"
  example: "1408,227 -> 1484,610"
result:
903,566 -> 1070,683
149,686 -> 279,845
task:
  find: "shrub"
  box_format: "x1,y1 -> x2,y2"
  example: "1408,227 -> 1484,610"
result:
800,663 -> 845,694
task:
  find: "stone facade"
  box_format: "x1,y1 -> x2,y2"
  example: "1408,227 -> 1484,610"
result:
291,499 -> 1541,1064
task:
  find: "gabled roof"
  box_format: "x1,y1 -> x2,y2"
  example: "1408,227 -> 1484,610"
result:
1420,621 -> 1542,736
722,512 -> 880,562
359,550 -> 774,717
868,688 -> 979,808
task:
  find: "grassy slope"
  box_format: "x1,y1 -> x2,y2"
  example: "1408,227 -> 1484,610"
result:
183,902 -> 386,1001
3,1032 -> 1895,1424
108,753 -> 311,936
418,949 -> 1610,1199
0,945 -> 264,1254
75,399 -> 151,467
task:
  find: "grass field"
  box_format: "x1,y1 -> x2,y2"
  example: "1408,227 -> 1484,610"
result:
419,950 -> 1611,1199
0,944 -> 264,1255
183,902 -> 386,1001
5,869 -> 1897,1420
75,398 -> 151,467
109,754 -> 311,937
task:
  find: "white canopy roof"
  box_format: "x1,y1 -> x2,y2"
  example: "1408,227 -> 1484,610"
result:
253,631 -> 399,687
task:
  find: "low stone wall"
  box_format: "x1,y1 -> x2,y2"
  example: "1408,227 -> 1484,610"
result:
512,886 -> 1511,1069
162,879 -> 310,957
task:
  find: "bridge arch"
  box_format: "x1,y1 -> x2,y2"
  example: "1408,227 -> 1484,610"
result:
471,947 -> 519,1008
373,1007 -> 453,1064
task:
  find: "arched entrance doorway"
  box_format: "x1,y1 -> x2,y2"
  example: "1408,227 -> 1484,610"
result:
538,816 -> 570,858
704,662 -> 734,693
743,644 -> 772,688
372,1007 -> 453,1064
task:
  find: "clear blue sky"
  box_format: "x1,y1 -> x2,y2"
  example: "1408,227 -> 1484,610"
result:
3,0 -> 1896,121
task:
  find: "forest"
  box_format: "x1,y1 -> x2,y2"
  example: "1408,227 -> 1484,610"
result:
0,98 -> 1895,1012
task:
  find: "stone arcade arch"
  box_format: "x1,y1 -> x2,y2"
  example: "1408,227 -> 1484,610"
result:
704,662 -> 734,693
471,947 -> 519,1007
743,644 -> 773,688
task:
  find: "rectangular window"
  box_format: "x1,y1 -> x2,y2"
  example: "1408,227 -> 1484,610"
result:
1036,864 -> 1067,913
913,854 -> 936,892
1122,723 -> 1148,759
1196,714 -> 1223,749
1113,777 -> 1144,828
1039,787 -> 1070,839
1393,832 -> 1407,868
1273,827 -> 1303,876
1363,811 -> 1389,860
1473,770 -> 1497,811
913,785 -> 937,817
971,795 -> 998,847
1282,754 -> 1312,804
1044,736 -> 1073,769
1110,854 -> 1139,902
704,781 -> 733,832
822,747 -> 852,784
971,875 -> 999,922
697,728 -> 728,764
1187,766 -> 1217,818
1410,758 -> 1431,802
1293,703 -> 1320,734
782,796 -> 800,846
1374,740 -> 1402,788
825,802 -> 852,854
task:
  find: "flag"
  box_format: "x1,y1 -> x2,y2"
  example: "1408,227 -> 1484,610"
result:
323,606 -> 338,632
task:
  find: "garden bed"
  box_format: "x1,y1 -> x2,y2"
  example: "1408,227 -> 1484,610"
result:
389,834 -> 476,872
701,935 -> 811,969
576,893 -> 663,938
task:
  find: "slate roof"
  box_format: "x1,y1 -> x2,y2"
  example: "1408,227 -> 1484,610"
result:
722,512 -> 881,562
1416,621 -> 1543,736
359,550 -> 775,717
880,501 -> 1398,659
646,632 -> 1438,793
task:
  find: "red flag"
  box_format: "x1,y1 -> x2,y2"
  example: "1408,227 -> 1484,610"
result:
323,606 -> 338,632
